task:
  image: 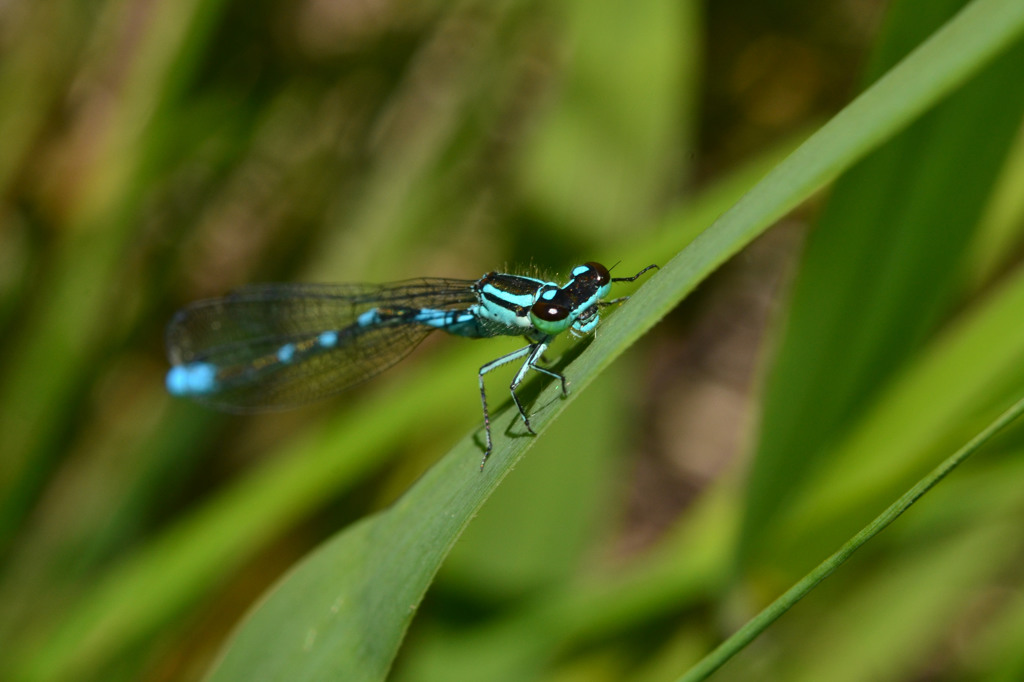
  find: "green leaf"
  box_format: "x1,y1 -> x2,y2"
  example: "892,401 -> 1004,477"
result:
205,1 -> 1024,679
678,394 -> 1024,682
742,0 -> 1024,564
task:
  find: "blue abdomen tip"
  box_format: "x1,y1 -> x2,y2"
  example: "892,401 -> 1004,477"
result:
166,362 -> 218,396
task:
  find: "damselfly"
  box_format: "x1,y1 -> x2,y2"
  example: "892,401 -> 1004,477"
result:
166,261 -> 657,467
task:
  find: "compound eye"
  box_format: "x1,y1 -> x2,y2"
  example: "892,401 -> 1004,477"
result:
583,262 -> 610,285
531,300 -> 570,322
530,290 -> 575,335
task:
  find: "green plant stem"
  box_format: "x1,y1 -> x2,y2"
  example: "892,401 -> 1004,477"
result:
678,394 -> 1024,682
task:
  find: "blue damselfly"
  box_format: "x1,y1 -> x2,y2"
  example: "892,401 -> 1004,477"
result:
166,261 -> 657,467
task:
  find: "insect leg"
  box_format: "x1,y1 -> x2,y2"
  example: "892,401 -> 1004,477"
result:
507,341 -> 553,435
478,343 -> 536,469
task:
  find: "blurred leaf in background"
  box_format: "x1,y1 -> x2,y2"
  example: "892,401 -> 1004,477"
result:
1,0 -> 1024,680
742,0 -> 1024,568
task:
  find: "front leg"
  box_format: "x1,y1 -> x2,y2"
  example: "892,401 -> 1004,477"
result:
508,339 -> 571,435
476,338 -> 564,469
524,351 -> 568,397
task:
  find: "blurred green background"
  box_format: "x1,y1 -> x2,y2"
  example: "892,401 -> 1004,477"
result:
2,0 -> 1024,680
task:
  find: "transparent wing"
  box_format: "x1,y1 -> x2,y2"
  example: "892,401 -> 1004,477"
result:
165,278 -> 478,411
